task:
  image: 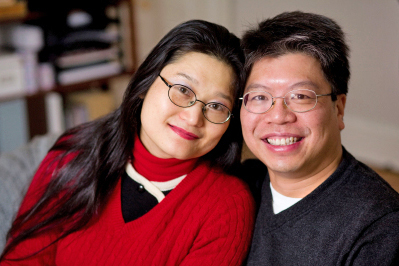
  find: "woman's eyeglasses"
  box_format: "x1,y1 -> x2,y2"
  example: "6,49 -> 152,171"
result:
159,74 -> 232,124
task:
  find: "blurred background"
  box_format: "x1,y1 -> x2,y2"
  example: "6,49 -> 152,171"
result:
0,0 -> 398,175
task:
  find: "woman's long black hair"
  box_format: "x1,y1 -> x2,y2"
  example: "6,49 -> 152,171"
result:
1,19 -> 244,260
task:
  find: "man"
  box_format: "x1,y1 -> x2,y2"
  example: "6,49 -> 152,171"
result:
240,11 -> 399,265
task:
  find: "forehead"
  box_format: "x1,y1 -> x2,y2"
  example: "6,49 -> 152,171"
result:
245,53 -> 329,93
162,52 -> 236,99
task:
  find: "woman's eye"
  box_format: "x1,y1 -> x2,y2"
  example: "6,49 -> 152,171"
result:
207,103 -> 225,112
171,85 -> 193,97
177,86 -> 191,95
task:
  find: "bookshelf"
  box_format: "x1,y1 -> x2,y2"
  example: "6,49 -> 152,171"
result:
0,0 -> 136,152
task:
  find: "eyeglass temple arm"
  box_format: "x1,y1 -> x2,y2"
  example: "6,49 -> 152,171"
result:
317,92 -> 337,101
158,74 -> 172,88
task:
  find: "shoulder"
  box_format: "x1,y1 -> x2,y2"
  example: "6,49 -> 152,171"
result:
181,163 -> 256,224
209,167 -> 254,197
338,150 -> 399,218
198,163 -> 256,206
353,161 -> 399,206
345,152 -> 399,200
201,167 -> 256,225
21,142 -> 78,203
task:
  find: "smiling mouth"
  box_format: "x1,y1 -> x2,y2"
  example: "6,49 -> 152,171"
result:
266,137 -> 301,146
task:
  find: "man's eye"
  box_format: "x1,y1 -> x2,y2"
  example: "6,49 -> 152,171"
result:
251,94 -> 268,101
294,93 -> 309,99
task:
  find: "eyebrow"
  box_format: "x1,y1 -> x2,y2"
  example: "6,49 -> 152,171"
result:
245,81 -> 320,92
216,92 -> 234,104
175,72 -> 234,104
290,81 -> 320,90
175,72 -> 199,85
245,83 -> 269,91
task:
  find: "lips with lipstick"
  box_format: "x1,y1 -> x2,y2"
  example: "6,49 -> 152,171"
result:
170,125 -> 199,140
266,137 -> 301,146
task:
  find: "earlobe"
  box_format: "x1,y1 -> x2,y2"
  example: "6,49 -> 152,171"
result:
336,94 -> 346,130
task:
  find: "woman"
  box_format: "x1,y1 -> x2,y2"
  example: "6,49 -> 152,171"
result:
0,20 -> 255,265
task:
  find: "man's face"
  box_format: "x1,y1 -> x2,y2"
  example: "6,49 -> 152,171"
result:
240,53 -> 346,181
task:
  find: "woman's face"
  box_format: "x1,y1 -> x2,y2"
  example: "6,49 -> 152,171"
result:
140,52 -> 235,160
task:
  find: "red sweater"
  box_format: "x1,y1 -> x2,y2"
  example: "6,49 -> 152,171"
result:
1,149 -> 255,265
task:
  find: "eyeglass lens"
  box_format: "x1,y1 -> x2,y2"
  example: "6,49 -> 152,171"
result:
242,89 -> 319,113
168,85 -> 231,124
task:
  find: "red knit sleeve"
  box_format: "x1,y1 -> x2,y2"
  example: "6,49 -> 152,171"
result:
1,150 -> 70,266
180,179 -> 256,266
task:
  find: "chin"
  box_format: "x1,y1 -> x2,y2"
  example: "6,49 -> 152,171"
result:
265,159 -> 300,173
168,150 -> 196,160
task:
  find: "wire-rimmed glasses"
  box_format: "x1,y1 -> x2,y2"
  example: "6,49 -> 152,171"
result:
158,74 -> 232,124
240,89 -> 335,114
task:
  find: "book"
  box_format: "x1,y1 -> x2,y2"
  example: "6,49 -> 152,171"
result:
0,52 -> 25,99
0,98 -> 29,153
65,89 -> 116,128
18,50 -> 39,95
2,23 -> 44,51
55,46 -> 120,69
44,92 -> 65,134
117,1 -> 135,71
57,61 -> 122,85
26,94 -> 47,138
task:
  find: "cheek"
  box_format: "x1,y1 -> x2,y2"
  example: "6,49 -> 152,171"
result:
141,91 -> 173,121
207,123 -> 229,144
305,112 -> 336,140
140,99 -> 156,123
215,123 -> 229,138
240,110 -> 259,134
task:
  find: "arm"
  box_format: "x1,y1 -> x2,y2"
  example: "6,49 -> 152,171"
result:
180,188 -> 255,266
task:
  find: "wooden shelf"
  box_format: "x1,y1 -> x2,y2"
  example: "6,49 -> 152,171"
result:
0,0 -> 136,147
0,71 -> 134,102
0,2 -> 28,22
50,71 -> 134,94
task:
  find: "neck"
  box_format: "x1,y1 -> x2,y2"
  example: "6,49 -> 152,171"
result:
131,135 -> 197,182
269,148 -> 343,198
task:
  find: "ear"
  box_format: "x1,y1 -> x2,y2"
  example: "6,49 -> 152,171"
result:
335,94 -> 346,131
139,92 -> 147,99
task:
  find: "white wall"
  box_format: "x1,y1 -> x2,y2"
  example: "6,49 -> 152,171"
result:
133,0 -> 235,63
133,0 -> 399,171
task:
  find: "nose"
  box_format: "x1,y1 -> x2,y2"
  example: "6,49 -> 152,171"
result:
179,102 -> 205,127
265,97 -> 296,124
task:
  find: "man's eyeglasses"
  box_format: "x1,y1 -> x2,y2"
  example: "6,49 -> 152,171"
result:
158,74 -> 232,124
240,89 -> 336,114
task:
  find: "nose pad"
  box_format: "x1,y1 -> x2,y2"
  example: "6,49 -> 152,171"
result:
270,97 -> 287,110
267,97 -> 295,124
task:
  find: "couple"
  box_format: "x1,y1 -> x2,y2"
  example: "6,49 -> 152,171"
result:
1,11 -> 399,265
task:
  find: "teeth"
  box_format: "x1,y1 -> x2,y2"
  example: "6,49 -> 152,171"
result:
267,137 -> 298,146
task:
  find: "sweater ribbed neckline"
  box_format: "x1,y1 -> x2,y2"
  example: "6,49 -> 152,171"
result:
105,163 -> 211,232
131,135 -> 197,182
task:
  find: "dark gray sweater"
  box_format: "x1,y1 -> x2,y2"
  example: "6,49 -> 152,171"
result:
246,148 -> 399,265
